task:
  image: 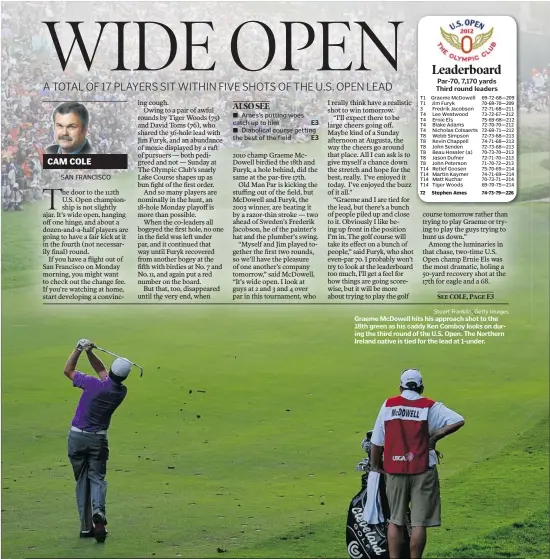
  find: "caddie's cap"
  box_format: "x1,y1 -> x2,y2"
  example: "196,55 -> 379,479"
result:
400,369 -> 423,389
111,357 -> 132,379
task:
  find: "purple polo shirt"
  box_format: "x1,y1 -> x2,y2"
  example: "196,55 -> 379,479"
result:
72,372 -> 127,432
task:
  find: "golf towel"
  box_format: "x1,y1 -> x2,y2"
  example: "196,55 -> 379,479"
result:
363,471 -> 385,524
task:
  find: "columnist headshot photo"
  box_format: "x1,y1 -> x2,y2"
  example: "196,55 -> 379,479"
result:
46,102 -> 93,154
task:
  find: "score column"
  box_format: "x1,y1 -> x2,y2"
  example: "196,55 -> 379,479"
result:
417,16 -> 517,203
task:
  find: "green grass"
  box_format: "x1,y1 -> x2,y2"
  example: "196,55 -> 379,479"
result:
517,117 -> 550,155
1,206 -> 44,289
516,115 -> 549,201
516,152 -> 550,201
1,126 -> 549,558
441,507 -> 550,559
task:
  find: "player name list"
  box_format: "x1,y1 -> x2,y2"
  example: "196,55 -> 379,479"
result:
417,16 -> 517,203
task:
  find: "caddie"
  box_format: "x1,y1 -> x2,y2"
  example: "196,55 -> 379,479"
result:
64,338 -> 131,543
369,369 -> 465,559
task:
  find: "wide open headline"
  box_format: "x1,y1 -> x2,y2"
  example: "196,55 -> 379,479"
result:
43,20 -> 403,72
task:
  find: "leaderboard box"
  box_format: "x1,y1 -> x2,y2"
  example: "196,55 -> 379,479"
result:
417,16 -> 517,203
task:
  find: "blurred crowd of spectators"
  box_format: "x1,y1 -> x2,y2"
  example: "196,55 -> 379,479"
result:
520,68 -> 550,113
2,4 -> 136,209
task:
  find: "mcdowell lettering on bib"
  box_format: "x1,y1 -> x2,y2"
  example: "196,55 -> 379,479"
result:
391,407 -> 421,419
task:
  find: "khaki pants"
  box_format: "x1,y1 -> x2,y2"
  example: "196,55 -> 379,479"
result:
385,468 -> 441,527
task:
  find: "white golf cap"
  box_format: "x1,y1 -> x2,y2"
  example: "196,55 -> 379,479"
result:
400,369 -> 423,388
111,357 -> 132,379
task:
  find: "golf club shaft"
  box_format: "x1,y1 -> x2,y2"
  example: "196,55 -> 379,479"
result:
94,346 -> 120,359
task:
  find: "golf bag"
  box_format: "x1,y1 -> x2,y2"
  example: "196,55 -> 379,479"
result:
346,431 -> 411,559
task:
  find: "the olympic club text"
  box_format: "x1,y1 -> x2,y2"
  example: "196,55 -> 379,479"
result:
437,18 -> 496,62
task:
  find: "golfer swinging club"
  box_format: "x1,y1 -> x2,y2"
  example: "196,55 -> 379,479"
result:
64,338 -> 131,543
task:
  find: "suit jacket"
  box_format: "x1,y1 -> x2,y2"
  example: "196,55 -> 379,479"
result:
45,139 -> 93,154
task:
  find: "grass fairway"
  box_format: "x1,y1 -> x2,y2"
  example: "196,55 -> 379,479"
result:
1,124 -> 549,558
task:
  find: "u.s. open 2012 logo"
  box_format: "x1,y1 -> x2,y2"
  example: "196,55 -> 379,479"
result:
437,19 -> 496,62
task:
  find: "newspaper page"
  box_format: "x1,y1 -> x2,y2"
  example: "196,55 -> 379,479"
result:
1,1 -> 549,558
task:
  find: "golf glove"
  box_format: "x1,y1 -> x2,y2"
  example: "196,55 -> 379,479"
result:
76,338 -> 93,351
